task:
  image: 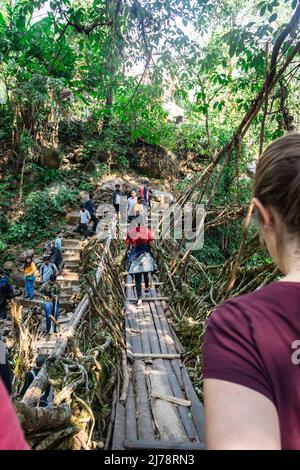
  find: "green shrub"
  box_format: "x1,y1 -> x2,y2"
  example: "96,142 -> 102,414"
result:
4,185 -> 80,245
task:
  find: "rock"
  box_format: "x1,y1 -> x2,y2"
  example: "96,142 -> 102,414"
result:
66,211 -> 79,224
3,261 -> 14,271
39,147 -> 61,169
131,141 -> 179,180
73,148 -> 83,163
18,249 -> 35,263
11,269 -> 25,287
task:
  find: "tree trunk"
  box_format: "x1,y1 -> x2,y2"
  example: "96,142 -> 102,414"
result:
16,402 -> 71,433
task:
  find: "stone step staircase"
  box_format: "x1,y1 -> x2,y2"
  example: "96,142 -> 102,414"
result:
17,235 -> 84,356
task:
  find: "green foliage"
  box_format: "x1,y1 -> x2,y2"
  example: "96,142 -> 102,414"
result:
4,185 -> 80,245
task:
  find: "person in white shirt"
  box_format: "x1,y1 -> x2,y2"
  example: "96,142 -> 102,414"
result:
127,190 -> 138,224
77,203 -> 91,238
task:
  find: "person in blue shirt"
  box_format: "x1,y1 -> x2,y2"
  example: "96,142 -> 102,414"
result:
0,270 -> 14,320
86,193 -> 98,233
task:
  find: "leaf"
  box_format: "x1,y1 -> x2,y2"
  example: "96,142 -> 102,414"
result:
229,41 -> 236,58
292,0 -> 298,9
260,5 -> 266,16
74,91 -> 90,105
269,13 -> 277,22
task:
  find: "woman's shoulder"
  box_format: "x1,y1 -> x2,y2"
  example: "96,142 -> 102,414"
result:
209,282 -> 283,327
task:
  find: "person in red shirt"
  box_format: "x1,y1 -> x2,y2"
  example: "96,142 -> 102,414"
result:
0,379 -> 30,450
126,222 -> 156,307
203,134 -> 300,450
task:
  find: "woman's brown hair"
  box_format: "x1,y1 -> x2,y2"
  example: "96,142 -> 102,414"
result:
254,133 -> 300,234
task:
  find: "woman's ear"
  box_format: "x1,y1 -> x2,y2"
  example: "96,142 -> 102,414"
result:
253,198 -> 273,228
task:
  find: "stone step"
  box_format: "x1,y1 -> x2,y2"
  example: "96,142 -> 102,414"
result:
63,253 -> 81,261
65,211 -> 80,224
57,279 -> 79,288
62,247 -> 82,254
34,292 -> 76,303
62,240 -> 84,249
21,298 -> 73,311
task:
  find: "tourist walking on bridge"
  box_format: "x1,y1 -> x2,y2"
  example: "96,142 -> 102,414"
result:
0,269 -> 14,319
203,134 -> 300,450
126,220 -> 156,307
19,256 -> 37,300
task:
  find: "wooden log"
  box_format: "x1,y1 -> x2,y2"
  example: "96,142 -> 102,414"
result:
119,349 -> 129,405
147,359 -> 187,441
164,360 -> 199,442
125,314 -> 133,361
136,306 -> 151,354
126,303 -> 143,354
125,375 -> 137,442
132,353 -> 180,359
154,301 -> 183,388
16,402 -> 71,433
112,402 -> 126,450
133,360 -> 155,440
142,302 -> 161,354
154,301 -> 176,354
104,389 -> 117,450
151,393 -> 191,407
124,439 -> 205,450
181,367 -> 205,442
149,302 -> 168,355
124,283 -> 163,287
126,296 -> 168,301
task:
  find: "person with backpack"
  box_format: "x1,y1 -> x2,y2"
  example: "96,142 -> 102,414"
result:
49,231 -> 64,275
19,355 -> 52,407
40,255 -> 58,289
0,269 -> 14,319
19,256 -> 37,300
125,218 -> 157,307
86,193 -> 98,233
40,274 -> 61,335
0,336 -> 12,396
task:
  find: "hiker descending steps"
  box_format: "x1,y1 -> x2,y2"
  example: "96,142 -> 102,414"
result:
19,256 -> 38,300
40,256 -> 58,289
0,269 -> 14,319
41,274 -> 61,335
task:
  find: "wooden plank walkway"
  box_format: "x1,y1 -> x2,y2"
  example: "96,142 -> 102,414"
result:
112,271 -> 205,450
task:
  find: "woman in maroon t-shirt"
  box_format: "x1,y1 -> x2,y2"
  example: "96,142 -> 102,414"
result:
0,379 -> 29,450
203,134 -> 300,450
